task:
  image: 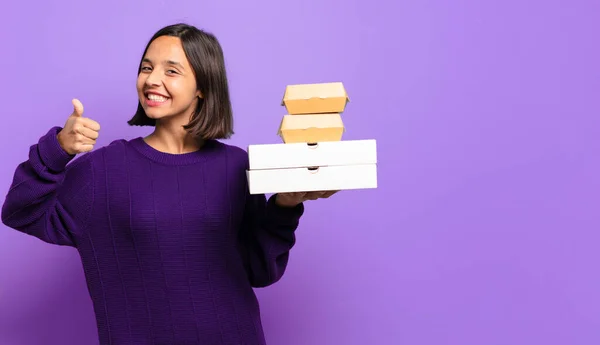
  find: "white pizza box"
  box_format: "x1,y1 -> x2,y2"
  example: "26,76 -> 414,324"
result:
247,164 -> 377,194
248,139 -> 377,170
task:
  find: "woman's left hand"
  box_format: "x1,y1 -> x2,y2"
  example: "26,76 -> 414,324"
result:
275,191 -> 339,208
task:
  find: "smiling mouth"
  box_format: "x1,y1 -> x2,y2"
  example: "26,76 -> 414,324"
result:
146,93 -> 169,102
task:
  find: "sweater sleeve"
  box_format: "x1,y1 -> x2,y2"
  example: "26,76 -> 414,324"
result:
239,191 -> 305,288
1,127 -> 94,247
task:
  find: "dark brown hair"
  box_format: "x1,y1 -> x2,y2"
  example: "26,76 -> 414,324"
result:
128,23 -> 234,140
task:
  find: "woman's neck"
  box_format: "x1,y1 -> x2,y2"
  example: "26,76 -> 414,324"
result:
144,118 -> 203,154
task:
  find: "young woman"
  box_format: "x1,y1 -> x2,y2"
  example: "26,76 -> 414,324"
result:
1,23 -> 336,345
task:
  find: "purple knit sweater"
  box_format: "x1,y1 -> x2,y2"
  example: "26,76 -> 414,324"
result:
1,127 -> 304,345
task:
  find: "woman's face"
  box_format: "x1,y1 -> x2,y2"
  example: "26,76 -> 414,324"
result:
136,35 -> 202,122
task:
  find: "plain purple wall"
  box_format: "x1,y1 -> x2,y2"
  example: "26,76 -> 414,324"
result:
1,0 -> 599,344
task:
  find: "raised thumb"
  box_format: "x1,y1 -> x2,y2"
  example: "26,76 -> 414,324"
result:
71,98 -> 84,117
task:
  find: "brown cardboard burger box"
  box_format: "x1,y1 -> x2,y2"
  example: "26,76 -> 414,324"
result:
279,82 -> 349,144
277,113 -> 345,144
281,82 -> 349,115
246,82 -> 378,194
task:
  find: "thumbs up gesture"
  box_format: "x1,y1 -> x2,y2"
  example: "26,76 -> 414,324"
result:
57,99 -> 101,155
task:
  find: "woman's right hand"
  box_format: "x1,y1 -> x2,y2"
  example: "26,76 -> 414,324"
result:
57,99 -> 101,155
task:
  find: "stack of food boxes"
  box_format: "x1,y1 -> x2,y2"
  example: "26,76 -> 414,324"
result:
246,82 -> 377,195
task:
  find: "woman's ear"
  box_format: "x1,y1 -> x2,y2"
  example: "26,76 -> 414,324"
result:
196,90 -> 204,99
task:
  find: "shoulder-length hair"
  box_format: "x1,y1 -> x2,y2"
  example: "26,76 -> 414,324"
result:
128,23 -> 234,140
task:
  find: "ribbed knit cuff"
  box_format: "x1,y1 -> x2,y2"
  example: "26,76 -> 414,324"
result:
38,127 -> 75,172
265,194 -> 305,224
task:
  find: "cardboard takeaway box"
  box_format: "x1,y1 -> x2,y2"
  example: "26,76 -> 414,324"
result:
246,82 -> 378,195
281,81 -> 349,115
277,113 -> 344,144
246,140 -> 378,194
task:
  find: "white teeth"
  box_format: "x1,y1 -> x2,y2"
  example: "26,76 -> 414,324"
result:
148,94 -> 168,102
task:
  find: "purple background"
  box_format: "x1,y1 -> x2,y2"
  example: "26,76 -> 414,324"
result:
1,0 -> 599,344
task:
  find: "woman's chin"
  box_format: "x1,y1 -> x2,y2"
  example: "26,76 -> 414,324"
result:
145,111 -> 187,124
144,108 -> 170,120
